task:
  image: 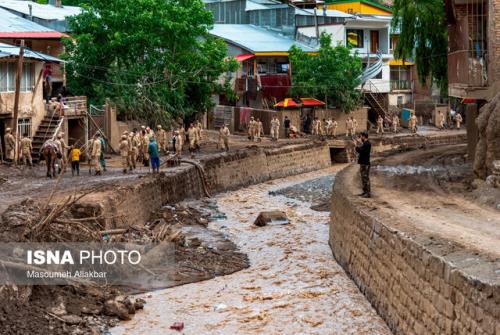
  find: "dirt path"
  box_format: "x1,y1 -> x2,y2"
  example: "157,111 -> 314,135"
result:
113,166 -> 391,335
371,145 -> 500,259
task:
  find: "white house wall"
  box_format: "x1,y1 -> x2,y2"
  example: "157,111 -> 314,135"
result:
297,25 -> 346,46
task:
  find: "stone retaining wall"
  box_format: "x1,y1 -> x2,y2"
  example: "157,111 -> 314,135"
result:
95,143 -> 331,227
330,135 -> 499,335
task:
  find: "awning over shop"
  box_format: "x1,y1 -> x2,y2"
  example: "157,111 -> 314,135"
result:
274,98 -> 326,108
301,98 -> 325,107
462,98 -> 477,104
235,54 -> 255,62
274,98 -> 300,108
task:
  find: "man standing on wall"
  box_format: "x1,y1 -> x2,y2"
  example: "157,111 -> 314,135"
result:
284,116 -> 290,138
376,115 -> 384,134
354,132 -> 371,198
455,113 -> 463,129
219,124 -> 230,151
270,116 -> 280,141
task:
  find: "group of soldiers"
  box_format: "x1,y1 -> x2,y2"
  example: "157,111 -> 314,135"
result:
246,116 -> 281,142
114,121 -> 204,174
1,128 -> 72,170
376,113 -> 416,134
437,110 -> 463,130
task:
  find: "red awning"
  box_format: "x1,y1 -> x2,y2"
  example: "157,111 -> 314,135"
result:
235,54 -> 255,62
301,98 -> 325,107
462,98 -> 476,104
0,32 -> 64,39
274,98 -> 300,108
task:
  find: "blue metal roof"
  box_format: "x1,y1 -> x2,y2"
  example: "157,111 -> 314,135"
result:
0,0 -> 82,21
0,42 -> 63,63
210,24 -> 318,53
0,7 -> 55,33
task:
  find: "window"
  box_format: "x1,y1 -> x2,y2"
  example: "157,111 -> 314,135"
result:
346,29 -> 364,48
397,96 -> 403,106
0,62 -> 35,92
18,118 -> 32,138
276,63 -> 289,74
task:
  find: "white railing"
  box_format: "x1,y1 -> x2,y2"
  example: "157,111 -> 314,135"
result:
51,117 -> 64,141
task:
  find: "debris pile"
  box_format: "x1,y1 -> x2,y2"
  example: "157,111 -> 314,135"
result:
0,192 -> 249,334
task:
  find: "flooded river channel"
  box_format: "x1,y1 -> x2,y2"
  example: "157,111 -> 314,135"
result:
113,165 -> 391,335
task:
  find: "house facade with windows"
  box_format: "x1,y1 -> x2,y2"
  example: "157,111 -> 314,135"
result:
210,24 -> 318,108
0,42 -> 62,154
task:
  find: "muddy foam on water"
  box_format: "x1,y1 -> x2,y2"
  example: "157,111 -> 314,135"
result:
112,165 -> 391,335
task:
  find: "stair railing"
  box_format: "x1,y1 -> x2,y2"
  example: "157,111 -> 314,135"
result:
50,117 -> 65,141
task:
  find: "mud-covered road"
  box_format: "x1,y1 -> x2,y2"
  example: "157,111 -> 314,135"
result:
113,166 -> 391,335
372,144 -> 500,258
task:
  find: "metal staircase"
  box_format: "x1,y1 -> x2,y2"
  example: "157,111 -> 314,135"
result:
363,80 -> 388,118
31,111 -> 63,162
359,52 -> 388,118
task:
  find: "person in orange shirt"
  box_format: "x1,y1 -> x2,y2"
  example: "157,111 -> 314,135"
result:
70,145 -> 81,176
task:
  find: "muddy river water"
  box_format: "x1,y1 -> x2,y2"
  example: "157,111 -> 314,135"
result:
113,165 -> 391,335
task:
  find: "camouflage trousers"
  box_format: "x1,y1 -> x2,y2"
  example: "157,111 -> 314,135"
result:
360,164 -> 371,195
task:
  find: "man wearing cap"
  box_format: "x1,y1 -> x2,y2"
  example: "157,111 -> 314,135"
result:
248,117 -> 256,141
4,128 -> 15,162
332,119 -> 338,137
376,115 -> 384,134
455,113 -> 463,129
57,133 -> 70,171
157,125 -> 167,154
119,134 -> 130,174
219,124 -> 230,151
392,114 -> 400,133
20,133 -> 33,168
270,116 -> 280,141
91,133 -> 102,175
354,132 -> 372,198
129,130 -> 139,170
195,121 -> 203,147
174,131 -> 183,156
409,113 -> 418,134
345,118 -> 354,137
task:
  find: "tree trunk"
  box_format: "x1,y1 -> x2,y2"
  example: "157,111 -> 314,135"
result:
473,93 -> 500,179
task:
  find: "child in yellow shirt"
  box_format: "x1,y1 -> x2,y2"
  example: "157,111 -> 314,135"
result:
71,145 -> 81,176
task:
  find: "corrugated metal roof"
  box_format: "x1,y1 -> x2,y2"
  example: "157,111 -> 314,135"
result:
0,7 -> 56,33
210,24 -> 317,53
296,8 -> 354,18
0,42 -> 62,63
0,0 -> 82,21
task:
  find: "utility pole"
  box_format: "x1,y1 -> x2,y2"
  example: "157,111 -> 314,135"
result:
12,40 -> 25,165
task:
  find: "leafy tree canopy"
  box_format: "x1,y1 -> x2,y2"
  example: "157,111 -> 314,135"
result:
288,33 -> 363,113
63,0 -> 237,126
392,0 -> 448,92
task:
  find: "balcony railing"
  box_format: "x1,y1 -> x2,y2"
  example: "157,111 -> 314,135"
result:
448,50 -> 488,87
390,80 -> 413,91
61,96 -> 88,116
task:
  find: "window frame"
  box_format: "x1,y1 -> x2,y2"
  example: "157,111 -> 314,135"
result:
0,61 -> 35,92
346,29 -> 364,49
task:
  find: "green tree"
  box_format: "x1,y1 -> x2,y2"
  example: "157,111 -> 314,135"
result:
392,0 -> 448,92
63,0 -> 237,126
288,33 -> 363,113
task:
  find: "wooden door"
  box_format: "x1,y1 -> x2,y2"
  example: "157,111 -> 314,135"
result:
370,31 -> 379,54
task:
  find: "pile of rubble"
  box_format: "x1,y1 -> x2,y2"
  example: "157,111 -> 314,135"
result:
0,193 -> 249,334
